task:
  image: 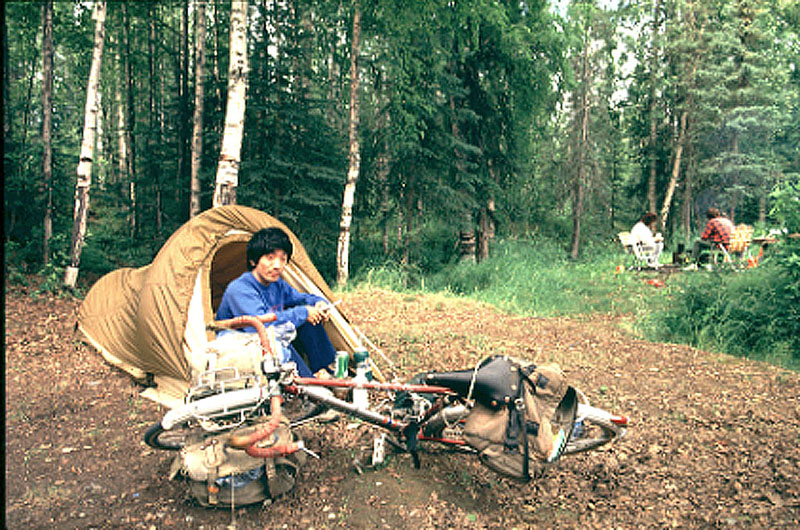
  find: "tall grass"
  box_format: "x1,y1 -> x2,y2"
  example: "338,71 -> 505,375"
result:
353,238 -> 672,317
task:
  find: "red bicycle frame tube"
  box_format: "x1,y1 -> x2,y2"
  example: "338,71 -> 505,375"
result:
290,377 -> 455,395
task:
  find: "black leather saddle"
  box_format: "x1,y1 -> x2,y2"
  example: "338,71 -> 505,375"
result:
424,355 -> 523,409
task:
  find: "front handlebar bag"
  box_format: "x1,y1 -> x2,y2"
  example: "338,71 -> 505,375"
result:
172,416 -> 305,508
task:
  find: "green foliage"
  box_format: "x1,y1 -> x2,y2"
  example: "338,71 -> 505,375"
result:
644,264 -> 800,369
770,179 -> 800,234
351,261 -> 423,293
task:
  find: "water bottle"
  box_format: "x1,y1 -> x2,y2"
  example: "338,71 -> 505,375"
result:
351,349 -> 370,409
353,348 -> 372,381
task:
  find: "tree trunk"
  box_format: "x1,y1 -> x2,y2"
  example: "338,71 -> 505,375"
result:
570,37 -> 590,260
213,0 -> 249,208
336,6 -> 361,286
682,142 -> 694,239
3,10 -> 9,139
17,36 -> 40,188
175,1 -> 190,210
659,109 -> 688,229
148,7 -> 163,238
647,0 -> 661,213
190,0 -> 207,217
41,0 -> 54,266
477,199 -> 495,262
403,176 -> 415,266
115,51 -> 127,185
570,174 -> 585,259
123,2 -> 136,237
730,131 -> 739,223
65,1 -> 107,288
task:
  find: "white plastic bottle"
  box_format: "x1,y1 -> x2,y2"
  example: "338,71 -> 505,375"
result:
351,350 -> 370,410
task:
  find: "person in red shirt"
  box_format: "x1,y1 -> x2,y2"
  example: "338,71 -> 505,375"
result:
692,207 -> 735,263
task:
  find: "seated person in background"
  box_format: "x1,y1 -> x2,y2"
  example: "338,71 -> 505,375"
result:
216,227 -> 336,378
630,212 -> 664,263
692,207 -> 734,263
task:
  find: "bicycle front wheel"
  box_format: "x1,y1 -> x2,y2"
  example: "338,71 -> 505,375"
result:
144,421 -> 195,451
563,403 -> 628,455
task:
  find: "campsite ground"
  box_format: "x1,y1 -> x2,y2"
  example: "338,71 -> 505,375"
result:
5,280 -> 800,529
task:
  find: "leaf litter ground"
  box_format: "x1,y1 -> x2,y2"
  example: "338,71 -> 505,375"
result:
5,282 -> 800,529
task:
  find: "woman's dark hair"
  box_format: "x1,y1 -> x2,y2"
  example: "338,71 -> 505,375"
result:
640,212 -> 658,225
246,227 -> 293,270
706,207 -> 720,219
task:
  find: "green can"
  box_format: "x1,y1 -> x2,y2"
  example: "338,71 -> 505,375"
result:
335,351 -> 350,378
353,348 -> 373,381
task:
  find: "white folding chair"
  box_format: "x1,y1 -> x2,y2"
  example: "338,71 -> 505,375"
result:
618,231 -> 660,270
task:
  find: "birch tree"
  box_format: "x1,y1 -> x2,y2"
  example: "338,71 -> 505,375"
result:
660,0 -> 702,231
646,0 -> 662,213
336,6 -> 361,285
190,0 -> 207,217
64,1 -> 107,288
41,0 -> 54,265
213,0 -> 248,208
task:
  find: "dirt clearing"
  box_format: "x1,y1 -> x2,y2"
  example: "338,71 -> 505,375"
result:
5,283 -> 800,529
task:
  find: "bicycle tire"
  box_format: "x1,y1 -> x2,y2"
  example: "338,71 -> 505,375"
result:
563,407 -> 623,455
144,421 -> 193,451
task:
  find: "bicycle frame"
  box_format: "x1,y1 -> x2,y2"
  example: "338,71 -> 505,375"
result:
146,315 -> 629,476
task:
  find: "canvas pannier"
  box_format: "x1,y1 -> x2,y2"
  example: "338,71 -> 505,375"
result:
169,415 -> 305,508
463,356 -> 577,481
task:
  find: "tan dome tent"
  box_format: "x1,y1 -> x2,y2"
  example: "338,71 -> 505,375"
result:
77,205 -> 364,408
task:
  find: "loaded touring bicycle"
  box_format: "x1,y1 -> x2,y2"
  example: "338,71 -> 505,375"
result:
78,205 -> 629,508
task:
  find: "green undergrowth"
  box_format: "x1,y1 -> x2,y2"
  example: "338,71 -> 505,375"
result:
640,263 -> 800,372
352,238 -> 671,317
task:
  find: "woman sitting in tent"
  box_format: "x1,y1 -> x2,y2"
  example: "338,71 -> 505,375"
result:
216,227 -> 336,378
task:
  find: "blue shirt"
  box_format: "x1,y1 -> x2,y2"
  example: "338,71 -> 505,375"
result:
216,271 -> 326,332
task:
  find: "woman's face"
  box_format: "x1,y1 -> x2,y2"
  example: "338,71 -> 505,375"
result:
251,250 -> 288,285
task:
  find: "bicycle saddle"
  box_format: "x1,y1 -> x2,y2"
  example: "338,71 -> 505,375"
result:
423,355 -> 524,409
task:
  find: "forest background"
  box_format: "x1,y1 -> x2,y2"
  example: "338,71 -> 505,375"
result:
4,0 -> 800,368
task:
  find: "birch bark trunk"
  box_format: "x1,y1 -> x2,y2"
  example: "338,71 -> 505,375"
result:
659,110 -> 688,229
336,7 -> 361,285
213,0 -> 249,207
64,1 -> 107,288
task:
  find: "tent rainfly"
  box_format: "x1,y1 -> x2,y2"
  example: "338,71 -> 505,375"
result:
77,205 -> 364,408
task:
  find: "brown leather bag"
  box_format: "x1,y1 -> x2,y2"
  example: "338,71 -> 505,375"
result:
464,360 -> 575,481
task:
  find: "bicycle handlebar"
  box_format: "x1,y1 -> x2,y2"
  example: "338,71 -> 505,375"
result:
207,314 -> 278,357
